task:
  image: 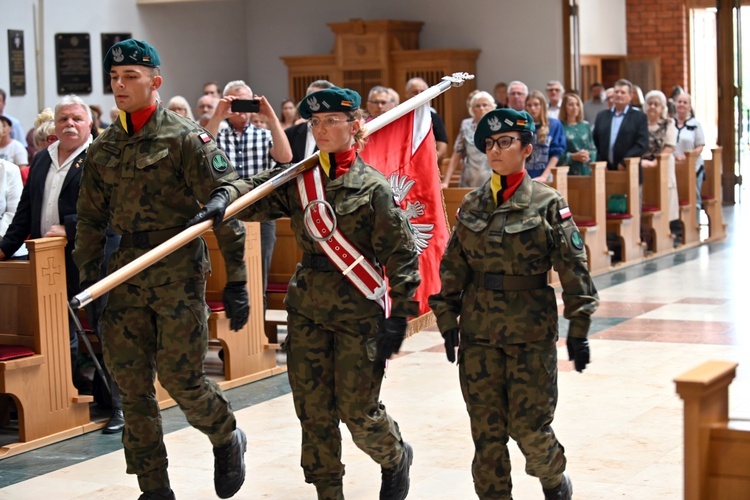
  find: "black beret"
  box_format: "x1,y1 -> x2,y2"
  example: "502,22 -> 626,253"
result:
298,87 -> 361,119
103,39 -> 161,74
475,109 -> 536,153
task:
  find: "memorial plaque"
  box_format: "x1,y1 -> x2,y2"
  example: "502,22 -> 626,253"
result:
7,30 -> 25,96
55,33 -> 92,94
101,33 -> 131,94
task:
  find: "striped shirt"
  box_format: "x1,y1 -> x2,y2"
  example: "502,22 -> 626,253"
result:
215,121 -> 274,178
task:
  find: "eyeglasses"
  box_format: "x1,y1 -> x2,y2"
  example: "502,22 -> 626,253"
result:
368,100 -> 390,106
309,116 -> 355,129
46,135 -> 59,144
484,136 -> 521,151
547,88 -> 562,93
508,92 -> 527,97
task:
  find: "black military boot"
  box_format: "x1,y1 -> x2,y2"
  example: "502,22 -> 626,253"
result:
379,442 -> 413,500
137,487 -> 175,500
213,428 -> 247,498
542,473 -> 573,500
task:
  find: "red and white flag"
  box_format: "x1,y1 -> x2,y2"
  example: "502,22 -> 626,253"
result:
360,104 -> 450,317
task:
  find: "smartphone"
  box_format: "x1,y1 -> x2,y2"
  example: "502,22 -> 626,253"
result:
231,99 -> 260,113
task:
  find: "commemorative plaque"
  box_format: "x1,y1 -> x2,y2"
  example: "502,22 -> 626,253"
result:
7,30 -> 26,96
55,33 -> 92,94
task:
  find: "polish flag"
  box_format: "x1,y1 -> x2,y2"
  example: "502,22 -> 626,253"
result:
360,104 -> 450,318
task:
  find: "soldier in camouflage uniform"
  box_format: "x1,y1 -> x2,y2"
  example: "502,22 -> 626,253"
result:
429,108 -> 599,500
195,87 -> 420,500
73,40 -> 250,500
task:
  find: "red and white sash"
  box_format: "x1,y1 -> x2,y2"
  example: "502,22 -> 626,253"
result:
296,165 -> 391,314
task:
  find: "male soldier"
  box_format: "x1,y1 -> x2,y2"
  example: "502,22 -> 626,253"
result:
73,39 -> 250,500
429,108 -> 599,500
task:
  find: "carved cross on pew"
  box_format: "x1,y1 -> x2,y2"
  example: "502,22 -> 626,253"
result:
41,256 -> 62,285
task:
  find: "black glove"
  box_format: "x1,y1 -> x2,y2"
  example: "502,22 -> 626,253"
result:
186,189 -> 231,229
566,336 -> 590,373
442,328 -> 459,363
377,316 -> 408,360
222,281 -> 249,332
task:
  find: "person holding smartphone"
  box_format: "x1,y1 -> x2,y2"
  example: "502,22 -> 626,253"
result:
205,81 -> 292,312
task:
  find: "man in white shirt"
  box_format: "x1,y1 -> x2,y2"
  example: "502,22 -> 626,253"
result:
546,80 -> 565,119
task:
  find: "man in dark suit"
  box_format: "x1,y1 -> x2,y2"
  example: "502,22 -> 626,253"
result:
592,78 -> 649,178
285,79 -> 335,163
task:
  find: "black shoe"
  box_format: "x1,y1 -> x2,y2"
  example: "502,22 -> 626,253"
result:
137,487 -> 175,500
213,428 -> 247,498
103,408 -> 125,434
543,473 -> 573,500
380,442 -> 413,500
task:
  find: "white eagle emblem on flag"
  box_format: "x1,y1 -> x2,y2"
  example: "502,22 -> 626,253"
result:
388,174 -> 434,254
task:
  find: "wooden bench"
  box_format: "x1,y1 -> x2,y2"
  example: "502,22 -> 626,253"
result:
154,222 -> 286,407
675,360 -> 750,499
605,157 -> 645,264
566,162 -> 612,274
675,151 -> 701,247
640,152 -> 674,256
701,147 -> 726,242
267,218 -> 303,312
442,187 -> 472,229
0,238 -> 95,459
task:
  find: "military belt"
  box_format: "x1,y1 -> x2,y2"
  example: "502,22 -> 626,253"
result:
474,272 -> 548,291
119,227 -> 184,249
301,253 -> 379,272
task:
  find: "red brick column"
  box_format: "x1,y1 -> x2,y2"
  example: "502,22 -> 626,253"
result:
626,0 -> 689,93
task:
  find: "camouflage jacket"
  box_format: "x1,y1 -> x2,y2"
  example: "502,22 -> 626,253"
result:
429,174 -> 599,345
74,107 -> 248,289
237,156 -> 421,322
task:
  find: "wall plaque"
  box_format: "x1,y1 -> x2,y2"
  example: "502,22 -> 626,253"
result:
7,30 -> 26,96
55,33 -> 92,94
101,33 -> 131,94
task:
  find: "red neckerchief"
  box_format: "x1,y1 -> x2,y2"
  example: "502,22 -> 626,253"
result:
320,147 -> 357,180
118,102 -> 157,136
493,170 -> 526,206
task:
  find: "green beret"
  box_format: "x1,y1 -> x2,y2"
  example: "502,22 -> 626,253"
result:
103,39 -> 161,74
474,109 -> 536,153
298,87 -> 361,119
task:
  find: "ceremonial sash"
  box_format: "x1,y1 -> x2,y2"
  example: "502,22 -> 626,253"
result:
296,165 -> 391,314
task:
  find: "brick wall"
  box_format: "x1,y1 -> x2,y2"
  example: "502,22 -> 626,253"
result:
626,0 -> 689,94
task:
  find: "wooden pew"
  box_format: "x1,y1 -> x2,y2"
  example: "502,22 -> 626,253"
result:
675,360 -> 750,500
0,238 -> 95,459
442,187 -> 472,229
566,162 -> 612,274
640,152 -> 673,256
701,147 -> 726,242
267,218 -> 303,312
605,157 -> 645,264
155,222 -> 285,407
674,151 -> 701,247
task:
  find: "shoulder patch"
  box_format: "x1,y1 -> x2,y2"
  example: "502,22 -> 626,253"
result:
212,154 -> 229,173
199,132 -> 212,144
570,229 -> 585,250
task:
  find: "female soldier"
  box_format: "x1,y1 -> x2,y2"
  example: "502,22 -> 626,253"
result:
429,108 -> 599,500
217,87 -> 419,500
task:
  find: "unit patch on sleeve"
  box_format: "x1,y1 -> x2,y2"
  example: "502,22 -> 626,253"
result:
199,132 -> 212,144
559,206 -> 572,220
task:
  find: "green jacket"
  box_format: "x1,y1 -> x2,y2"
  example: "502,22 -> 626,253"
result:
74,107 -> 248,288
429,174 -> 599,345
237,156 -> 421,322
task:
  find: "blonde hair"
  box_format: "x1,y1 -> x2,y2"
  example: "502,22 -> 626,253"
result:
558,93 -> 584,124
351,109 -> 367,151
526,90 -> 549,143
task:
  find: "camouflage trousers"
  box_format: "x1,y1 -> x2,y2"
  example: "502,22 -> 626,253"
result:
459,339 -> 565,499
286,311 -> 405,489
102,278 -> 236,492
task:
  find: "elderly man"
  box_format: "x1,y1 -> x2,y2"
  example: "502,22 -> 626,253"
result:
546,80 -> 565,119
206,80 -> 292,312
506,80 -> 529,112
366,85 -> 393,120
404,77 -> 449,163
0,95 -> 92,373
